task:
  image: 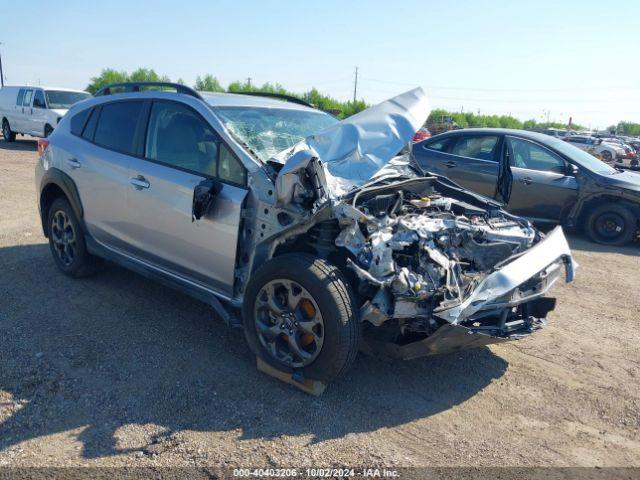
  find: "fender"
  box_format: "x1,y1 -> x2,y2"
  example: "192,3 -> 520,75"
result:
39,167 -> 86,237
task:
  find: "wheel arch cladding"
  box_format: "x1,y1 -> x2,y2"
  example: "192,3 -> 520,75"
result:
577,194 -> 640,229
39,168 -> 85,237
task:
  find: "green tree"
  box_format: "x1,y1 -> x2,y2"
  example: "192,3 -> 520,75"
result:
194,74 -> 224,92
85,68 -> 128,94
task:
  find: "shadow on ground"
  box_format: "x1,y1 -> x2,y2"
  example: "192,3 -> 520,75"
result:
566,233 -> 639,257
0,138 -> 37,151
0,243 -> 507,459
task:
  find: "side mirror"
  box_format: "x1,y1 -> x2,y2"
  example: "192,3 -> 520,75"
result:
568,164 -> 578,176
192,178 -> 223,221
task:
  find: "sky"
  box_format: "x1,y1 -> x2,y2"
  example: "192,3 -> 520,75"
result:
1,0 -> 638,129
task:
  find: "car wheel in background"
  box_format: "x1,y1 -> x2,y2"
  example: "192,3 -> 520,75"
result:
2,119 -> 16,142
44,124 -> 53,137
242,253 -> 359,384
586,203 -> 637,246
47,197 -> 101,277
601,150 -> 612,161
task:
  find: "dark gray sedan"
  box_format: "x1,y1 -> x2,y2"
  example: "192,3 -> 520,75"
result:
413,128 -> 640,245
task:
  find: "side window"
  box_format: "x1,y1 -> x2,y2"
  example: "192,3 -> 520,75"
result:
94,101 -> 144,155
16,89 -> 25,106
424,138 -> 451,152
22,89 -> 33,107
507,137 -> 567,174
33,90 -> 46,109
219,144 -> 246,185
450,135 -> 499,161
145,101 -> 219,177
70,108 -> 92,136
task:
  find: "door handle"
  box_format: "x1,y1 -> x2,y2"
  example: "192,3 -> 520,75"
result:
130,175 -> 150,189
67,158 -> 81,169
519,176 -> 533,185
444,161 -> 457,168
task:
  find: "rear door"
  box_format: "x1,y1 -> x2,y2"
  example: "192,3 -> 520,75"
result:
17,88 -> 34,132
504,135 -> 578,222
70,100 -> 146,250
124,100 -> 247,295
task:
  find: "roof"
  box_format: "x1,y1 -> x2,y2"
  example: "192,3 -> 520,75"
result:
1,85 -> 89,93
200,91 -> 317,112
434,128 -> 559,143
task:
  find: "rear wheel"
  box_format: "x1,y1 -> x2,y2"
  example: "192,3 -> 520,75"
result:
601,150 -> 612,161
243,253 -> 359,384
47,197 -> 101,277
2,119 -> 16,142
586,203 -> 637,246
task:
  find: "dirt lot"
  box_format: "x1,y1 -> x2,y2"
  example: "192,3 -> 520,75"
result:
0,137 -> 639,468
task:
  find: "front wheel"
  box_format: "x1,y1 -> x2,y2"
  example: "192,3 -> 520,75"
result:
601,150 -> 613,161
586,203 -> 637,246
242,253 -> 359,384
2,119 -> 16,142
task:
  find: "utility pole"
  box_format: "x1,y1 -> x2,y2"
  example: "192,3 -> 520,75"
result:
0,42 -> 4,87
246,77 -> 252,88
353,67 -> 358,102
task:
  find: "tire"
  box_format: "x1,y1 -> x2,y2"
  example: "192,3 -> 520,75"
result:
46,197 -> 101,277
601,150 -> 612,161
44,124 -> 53,138
242,253 -> 359,384
586,203 -> 637,246
2,119 -> 16,142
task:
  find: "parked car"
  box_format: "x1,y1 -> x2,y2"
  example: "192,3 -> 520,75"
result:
0,85 -> 90,140
412,127 -> 431,142
413,128 -> 640,246
35,83 -> 575,389
563,135 -> 624,161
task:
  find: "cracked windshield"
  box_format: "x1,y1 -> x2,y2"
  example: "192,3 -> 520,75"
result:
213,106 -> 338,162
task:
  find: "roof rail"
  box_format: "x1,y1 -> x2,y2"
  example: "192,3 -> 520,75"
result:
232,91 -> 314,108
94,82 -> 203,100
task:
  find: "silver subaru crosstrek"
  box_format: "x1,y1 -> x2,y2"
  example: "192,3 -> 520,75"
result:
36,82 -> 576,390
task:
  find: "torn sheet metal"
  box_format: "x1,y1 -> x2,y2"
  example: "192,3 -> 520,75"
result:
434,226 -> 576,324
273,88 -> 431,198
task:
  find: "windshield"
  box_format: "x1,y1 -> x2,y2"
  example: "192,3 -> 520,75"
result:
213,107 -> 339,162
45,90 -> 91,109
546,136 -> 618,174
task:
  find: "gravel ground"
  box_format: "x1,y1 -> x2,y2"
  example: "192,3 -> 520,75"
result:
0,137 -> 639,468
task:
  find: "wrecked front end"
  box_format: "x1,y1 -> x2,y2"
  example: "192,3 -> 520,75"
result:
263,88 -> 576,359
335,175 -> 575,359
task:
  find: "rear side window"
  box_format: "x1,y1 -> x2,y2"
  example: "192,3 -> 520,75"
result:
16,89 -> 25,106
94,101 -> 144,155
70,108 -> 92,136
450,135 -> 499,161
82,108 -> 99,140
33,90 -> 46,109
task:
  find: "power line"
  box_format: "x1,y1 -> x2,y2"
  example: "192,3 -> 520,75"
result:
360,76 -> 640,92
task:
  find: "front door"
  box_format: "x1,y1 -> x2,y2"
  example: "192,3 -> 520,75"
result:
31,89 -> 48,135
124,100 -> 247,295
504,136 -> 578,222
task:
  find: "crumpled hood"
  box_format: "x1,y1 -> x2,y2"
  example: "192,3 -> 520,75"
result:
273,88 -> 431,199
